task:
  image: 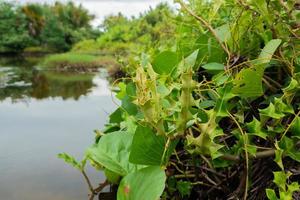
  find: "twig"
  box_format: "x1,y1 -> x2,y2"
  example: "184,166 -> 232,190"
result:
82,169 -> 96,200
94,180 -> 109,193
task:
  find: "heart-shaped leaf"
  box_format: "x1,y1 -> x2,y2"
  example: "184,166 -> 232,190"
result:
117,166 -> 166,200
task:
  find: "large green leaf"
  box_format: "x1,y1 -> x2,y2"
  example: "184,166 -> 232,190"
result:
117,166 -> 166,200
122,95 -> 138,116
291,116 -> 300,136
195,33 -> 226,63
232,39 -> 282,98
109,108 -> 123,124
232,65 -> 265,98
202,62 -> 225,72
152,51 -> 178,75
256,39 -> 282,65
86,131 -> 138,176
129,125 -> 177,166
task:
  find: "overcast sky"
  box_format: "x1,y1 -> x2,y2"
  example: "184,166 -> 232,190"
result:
7,0 -> 174,26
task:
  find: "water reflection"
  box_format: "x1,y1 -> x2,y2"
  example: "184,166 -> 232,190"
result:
0,56 -> 97,101
0,56 -> 117,200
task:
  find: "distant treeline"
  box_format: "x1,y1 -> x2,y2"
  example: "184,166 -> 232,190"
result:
0,1 -> 99,53
72,3 -> 175,57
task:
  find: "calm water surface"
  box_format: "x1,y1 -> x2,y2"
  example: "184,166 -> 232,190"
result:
0,56 -> 117,200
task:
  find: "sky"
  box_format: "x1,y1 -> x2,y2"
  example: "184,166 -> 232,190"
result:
7,0 -> 174,26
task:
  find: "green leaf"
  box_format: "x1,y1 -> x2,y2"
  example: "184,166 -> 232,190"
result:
104,168 -> 121,184
202,62 -> 225,71
287,182 -> 300,195
86,131 -> 138,176
291,116 -> 300,136
109,108 -> 123,124
233,39 -> 282,98
186,110 -> 224,159
195,34 -> 226,63
212,73 -> 230,86
232,65 -> 265,98
178,49 -> 199,73
126,82 -> 137,97
199,100 -> 216,109
58,153 -> 82,171
246,117 -> 268,139
215,85 -> 236,117
259,103 -> 285,119
283,78 -> 300,94
274,97 -> 294,114
152,51 -> 178,75
122,95 -> 138,115
177,181 -> 192,197
273,171 -> 290,191
256,39 -> 282,66
215,24 -> 230,43
274,142 -> 284,170
129,125 -> 177,166
116,82 -> 127,100
117,166 -> 166,200
266,189 -> 278,200
279,136 -> 300,163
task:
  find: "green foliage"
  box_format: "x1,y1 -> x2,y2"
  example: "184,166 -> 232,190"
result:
152,51 -> 178,75
86,131 -> 138,176
59,0 -> 300,199
0,2 -> 33,52
72,3 -> 175,72
129,125 -> 177,166
0,1 -> 97,53
117,166 -> 166,200
232,39 -> 282,98
266,171 -> 300,200
42,53 -> 104,69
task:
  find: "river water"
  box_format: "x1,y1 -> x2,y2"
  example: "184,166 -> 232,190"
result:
0,56 -> 117,200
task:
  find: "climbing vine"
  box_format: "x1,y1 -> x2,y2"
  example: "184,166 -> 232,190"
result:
59,0 -> 300,199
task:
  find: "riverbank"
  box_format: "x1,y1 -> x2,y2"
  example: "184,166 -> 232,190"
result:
42,53 -> 124,79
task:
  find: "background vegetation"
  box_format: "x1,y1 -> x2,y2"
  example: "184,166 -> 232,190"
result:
0,1 -> 98,53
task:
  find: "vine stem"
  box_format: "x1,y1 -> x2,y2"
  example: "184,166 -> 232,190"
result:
81,169 -> 109,200
228,112 -> 249,200
221,149 -> 275,161
81,169 -> 96,200
176,0 -> 231,62
280,110 -> 300,141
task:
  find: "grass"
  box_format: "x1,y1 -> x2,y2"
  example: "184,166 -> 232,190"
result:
44,71 -> 93,82
23,46 -> 54,54
42,53 -> 118,72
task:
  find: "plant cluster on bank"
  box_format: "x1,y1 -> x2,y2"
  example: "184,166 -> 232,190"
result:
59,1 -> 300,200
42,3 -> 175,76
